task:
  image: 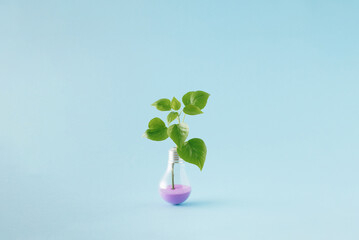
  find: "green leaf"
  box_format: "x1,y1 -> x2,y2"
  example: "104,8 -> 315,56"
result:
151,98 -> 171,111
182,91 -> 210,109
171,97 -> 181,110
182,91 -> 194,106
167,123 -> 189,147
192,91 -> 210,109
143,118 -> 168,141
183,104 -> 203,115
177,138 -> 207,170
167,111 -> 179,125
148,117 -> 166,129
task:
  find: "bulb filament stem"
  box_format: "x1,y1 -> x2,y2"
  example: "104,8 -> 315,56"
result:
171,162 -> 175,189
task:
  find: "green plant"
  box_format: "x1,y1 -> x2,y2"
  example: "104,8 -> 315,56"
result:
143,90 -> 210,171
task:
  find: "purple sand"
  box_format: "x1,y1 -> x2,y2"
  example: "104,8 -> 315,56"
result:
160,184 -> 191,204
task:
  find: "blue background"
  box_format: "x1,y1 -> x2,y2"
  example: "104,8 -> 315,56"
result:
1,1 -> 359,239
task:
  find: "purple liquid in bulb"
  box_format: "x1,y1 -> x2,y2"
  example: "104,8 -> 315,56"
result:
160,184 -> 191,205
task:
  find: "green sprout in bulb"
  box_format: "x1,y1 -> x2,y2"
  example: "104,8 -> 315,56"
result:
143,90 -> 210,171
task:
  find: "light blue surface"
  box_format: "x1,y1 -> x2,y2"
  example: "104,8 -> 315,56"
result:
1,1 -> 359,239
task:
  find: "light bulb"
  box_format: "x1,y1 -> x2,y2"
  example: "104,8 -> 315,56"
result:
159,147 -> 191,205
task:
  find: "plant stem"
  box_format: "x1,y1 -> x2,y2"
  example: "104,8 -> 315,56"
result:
183,113 -> 186,122
171,163 -> 175,189
178,110 -> 183,123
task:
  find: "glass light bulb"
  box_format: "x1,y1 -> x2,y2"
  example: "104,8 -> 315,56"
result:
159,147 -> 191,205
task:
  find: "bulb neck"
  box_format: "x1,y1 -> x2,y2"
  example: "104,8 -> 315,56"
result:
168,147 -> 184,164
